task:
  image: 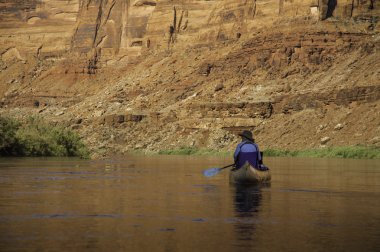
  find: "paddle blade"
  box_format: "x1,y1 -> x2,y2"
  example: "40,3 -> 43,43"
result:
203,168 -> 221,177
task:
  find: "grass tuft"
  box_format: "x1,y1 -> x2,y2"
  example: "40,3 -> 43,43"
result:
158,147 -> 231,156
157,146 -> 380,159
264,146 -> 380,159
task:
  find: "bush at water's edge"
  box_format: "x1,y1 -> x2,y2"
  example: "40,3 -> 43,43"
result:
0,116 -> 89,158
0,116 -> 19,156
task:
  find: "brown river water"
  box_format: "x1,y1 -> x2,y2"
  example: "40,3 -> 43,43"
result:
0,155 -> 380,252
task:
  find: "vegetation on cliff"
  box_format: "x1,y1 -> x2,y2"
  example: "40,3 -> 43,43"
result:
0,117 -> 89,158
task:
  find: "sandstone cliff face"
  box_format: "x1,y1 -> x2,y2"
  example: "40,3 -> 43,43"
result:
1,0 -> 378,67
0,0 -> 78,54
0,0 -> 379,157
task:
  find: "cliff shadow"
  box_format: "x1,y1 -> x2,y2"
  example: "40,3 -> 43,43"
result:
326,0 -> 337,19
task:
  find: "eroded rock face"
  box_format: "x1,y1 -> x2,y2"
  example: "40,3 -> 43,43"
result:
0,0 -> 379,156
1,0 -> 378,66
0,0 -> 79,54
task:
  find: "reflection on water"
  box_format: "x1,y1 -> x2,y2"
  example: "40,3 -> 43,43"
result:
232,184 -> 263,249
0,156 -> 380,251
234,184 -> 265,216
231,183 -> 272,250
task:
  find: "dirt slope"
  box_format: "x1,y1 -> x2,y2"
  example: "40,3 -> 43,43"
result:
0,1 -> 379,157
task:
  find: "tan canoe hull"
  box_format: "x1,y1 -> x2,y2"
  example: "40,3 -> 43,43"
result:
229,162 -> 271,184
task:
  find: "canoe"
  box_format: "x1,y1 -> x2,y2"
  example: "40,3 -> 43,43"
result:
229,162 -> 271,184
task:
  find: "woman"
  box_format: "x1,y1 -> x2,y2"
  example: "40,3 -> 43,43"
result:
233,130 -> 263,170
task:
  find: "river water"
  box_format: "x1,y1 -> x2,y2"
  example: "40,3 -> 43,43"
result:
0,155 -> 379,251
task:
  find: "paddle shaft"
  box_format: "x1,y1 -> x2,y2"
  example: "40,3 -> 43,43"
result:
219,163 -> 235,170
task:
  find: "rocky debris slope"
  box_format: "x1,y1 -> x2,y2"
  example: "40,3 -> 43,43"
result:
0,0 -> 379,157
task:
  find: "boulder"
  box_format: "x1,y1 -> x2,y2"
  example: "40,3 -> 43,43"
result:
320,136 -> 331,145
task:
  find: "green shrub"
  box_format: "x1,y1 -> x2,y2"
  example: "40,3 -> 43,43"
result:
0,117 -> 20,155
0,116 -> 89,158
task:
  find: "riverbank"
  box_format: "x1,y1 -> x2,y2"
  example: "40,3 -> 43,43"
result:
153,146 -> 380,159
2,114 -> 378,160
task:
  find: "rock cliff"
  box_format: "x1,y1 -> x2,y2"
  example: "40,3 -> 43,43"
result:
0,0 -> 379,157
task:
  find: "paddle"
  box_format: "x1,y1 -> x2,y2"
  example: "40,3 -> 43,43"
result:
203,163 -> 235,177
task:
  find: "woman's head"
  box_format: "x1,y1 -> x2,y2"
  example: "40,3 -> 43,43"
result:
238,130 -> 254,142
